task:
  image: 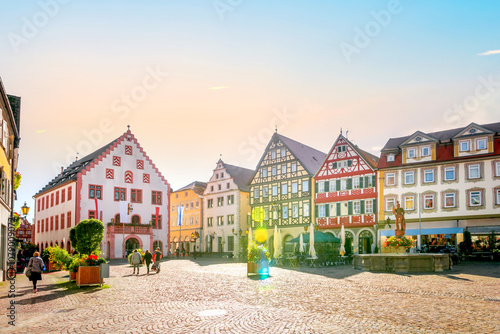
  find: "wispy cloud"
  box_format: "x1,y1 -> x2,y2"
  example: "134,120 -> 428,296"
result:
477,49 -> 500,56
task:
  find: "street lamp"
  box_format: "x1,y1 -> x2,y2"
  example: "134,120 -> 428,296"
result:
21,202 -> 30,217
304,225 -> 308,232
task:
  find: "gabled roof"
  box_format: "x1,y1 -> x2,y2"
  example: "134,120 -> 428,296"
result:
35,139 -> 116,197
223,162 -> 254,192
451,122 -> 495,139
276,133 -> 327,175
399,130 -> 439,147
175,181 -> 207,196
381,121 -> 500,151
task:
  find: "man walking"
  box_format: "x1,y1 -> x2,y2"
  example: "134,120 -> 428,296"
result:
154,247 -> 162,273
131,249 -> 142,275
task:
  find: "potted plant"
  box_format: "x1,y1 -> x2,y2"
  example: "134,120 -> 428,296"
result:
77,254 -> 107,287
247,240 -> 271,276
66,255 -> 81,281
382,236 -> 414,253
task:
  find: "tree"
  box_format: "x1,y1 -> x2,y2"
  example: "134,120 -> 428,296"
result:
69,228 -> 77,250
71,219 -> 104,256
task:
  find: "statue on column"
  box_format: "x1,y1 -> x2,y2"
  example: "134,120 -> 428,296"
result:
392,201 -> 406,237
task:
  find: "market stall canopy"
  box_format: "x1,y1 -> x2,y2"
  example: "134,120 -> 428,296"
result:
290,231 -> 341,243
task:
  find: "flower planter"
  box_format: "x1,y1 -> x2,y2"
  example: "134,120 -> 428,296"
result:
76,266 -> 103,287
247,262 -> 258,275
47,261 -> 63,272
69,271 -> 77,281
381,246 -> 407,254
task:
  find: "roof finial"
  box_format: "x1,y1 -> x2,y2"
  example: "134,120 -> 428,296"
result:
275,124 -> 278,133
127,125 -> 130,131
340,127 -> 342,135
346,130 -> 349,139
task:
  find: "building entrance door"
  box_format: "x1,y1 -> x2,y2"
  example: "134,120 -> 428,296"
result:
126,238 -> 140,257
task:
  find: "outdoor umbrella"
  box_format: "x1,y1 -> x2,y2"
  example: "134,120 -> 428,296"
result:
273,224 -> 279,258
291,231 -> 341,243
308,222 -> 316,258
299,233 -> 305,253
340,224 -> 346,256
248,226 -> 253,246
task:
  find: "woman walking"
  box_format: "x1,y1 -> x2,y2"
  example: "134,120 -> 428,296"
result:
27,251 -> 45,293
143,250 -> 153,275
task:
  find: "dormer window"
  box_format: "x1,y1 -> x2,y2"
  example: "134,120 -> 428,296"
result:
459,140 -> 470,152
421,146 -> 430,157
407,148 -> 416,158
476,138 -> 487,150
386,154 -> 395,162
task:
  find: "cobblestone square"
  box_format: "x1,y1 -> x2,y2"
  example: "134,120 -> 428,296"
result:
2,259 -> 500,333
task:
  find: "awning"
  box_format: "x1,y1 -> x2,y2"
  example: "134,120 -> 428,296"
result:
465,226 -> 500,235
381,227 -> 463,237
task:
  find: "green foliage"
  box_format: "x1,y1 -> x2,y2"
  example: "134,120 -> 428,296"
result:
69,228 -> 77,250
12,213 -> 21,230
22,242 -> 38,253
46,246 -> 71,268
384,236 -> 415,249
247,240 -> 271,263
71,219 -> 104,256
463,230 -> 473,253
67,255 -> 82,273
127,249 -> 144,264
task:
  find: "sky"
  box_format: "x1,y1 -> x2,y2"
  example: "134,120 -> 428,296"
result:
1,0 -> 499,222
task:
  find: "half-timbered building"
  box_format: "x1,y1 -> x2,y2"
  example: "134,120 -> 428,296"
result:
33,128 -> 171,259
249,132 -> 326,256
314,133 -> 379,254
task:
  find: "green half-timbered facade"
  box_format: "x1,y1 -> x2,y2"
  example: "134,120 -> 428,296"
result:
249,133 -> 326,249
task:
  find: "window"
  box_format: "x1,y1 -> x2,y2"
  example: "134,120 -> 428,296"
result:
329,203 -> 336,216
114,187 -> 126,201
61,189 -> 66,203
318,182 -> 324,193
88,210 -> 97,219
281,165 -> 287,174
407,148 -> 416,158
496,189 -> 500,205
191,202 -> 194,209
272,167 -> 277,176
423,194 -> 435,209
404,196 -> 414,210
337,145 -> 346,153
469,190 -> 482,206
264,208 -> 269,220
291,182 -> 298,193
318,204 -> 326,217
271,151 -> 276,159
272,186 -> 278,196
55,215 -> 59,230
476,138 -> 487,150
263,187 -> 269,197
282,206 -> 289,219
281,148 -> 286,157
385,197 -> 396,211
113,156 -> 121,166
131,189 -> 143,203
272,207 -> 279,220
365,200 -> 373,214
217,216 -> 224,226
339,179 -> 346,191
89,185 -> 102,199
423,169 -> 434,183
218,184 -> 221,191
468,164 -> 481,179
291,163 -> 297,172
303,202 -> 310,217
151,191 -> 162,205
227,195 -> 234,205
125,145 -> 132,155
292,204 -> 298,218
152,215 -> 162,229
227,214 -> 235,225
215,173 -> 219,180
210,186 -> 214,192
217,197 -> 224,206
136,160 -> 144,169
226,182 -> 230,189
353,177 -> 360,189
67,212 -> 72,228
254,188 -> 259,199
386,154 -> 395,162
386,173 -> 396,186
51,193 -> 54,207
404,171 -> 414,185
444,167 -> 456,181
302,180 -> 309,192
56,191 -> 59,205
207,217 -> 213,227
353,201 -> 360,214
50,216 -> 54,230
495,162 -> 500,177
196,201 -> 199,209
262,169 -> 268,177
329,181 -> 336,192
143,173 -> 150,183
444,193 -> 456,208
125,171 -> 133,183
460,140 -> 470,152
37,199 -> 40,212
60,214 -> 65,229
195,216 -> 199,225
208,199 -> 213,208
421,146 -> 430,157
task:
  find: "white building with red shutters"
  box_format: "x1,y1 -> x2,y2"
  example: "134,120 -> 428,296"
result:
314,133 -> 379,254
33,128 -> 171,259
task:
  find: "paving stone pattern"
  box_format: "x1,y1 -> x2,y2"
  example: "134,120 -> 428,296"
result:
1,259 -> 500,333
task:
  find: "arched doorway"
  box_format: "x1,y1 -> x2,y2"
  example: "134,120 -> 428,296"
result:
67,241 -> 71,253
114,214 -> 121,224
125,238 -> 140,256
132,215 -> 140,225
345,231 -> 354,255
359,230 -> 374,254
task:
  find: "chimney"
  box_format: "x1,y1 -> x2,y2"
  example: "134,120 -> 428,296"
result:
61,167 -> 64,175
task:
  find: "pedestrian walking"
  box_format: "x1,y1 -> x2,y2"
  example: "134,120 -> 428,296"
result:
182,248 -> 186,257
154,247 -> 162,273
143,250 -> 153,275
176,248 -> 180,258
131,249 -> 142,275
27,251 -> 45,293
